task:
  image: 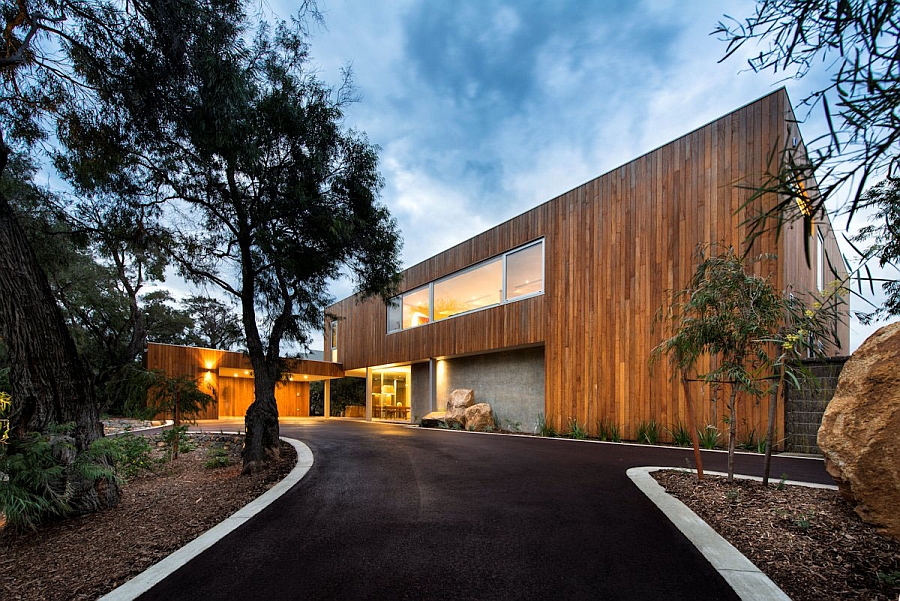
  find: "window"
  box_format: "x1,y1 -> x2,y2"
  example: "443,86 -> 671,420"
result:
433,258 -> 502,320
386,297 -> 402,332
330,321 -> 338,362
385,239 -> 544,332
505,242 -> 543,300
402,286 -> 430,329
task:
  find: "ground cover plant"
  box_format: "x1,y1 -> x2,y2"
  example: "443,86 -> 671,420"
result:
0,432 -> 296,601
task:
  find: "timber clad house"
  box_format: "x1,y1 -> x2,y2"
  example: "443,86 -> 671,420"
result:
324,89 -> 849,441
148,89 -> 848,445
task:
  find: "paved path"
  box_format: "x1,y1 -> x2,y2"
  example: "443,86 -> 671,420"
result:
140,419 -> 831,600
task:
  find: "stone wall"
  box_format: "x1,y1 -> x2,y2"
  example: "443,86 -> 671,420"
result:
435,346 -> 545,433
784,357 -> 849,453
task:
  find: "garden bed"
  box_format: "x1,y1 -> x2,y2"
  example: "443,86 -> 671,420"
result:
0,433 -> 296,601
653,470 -> 900,601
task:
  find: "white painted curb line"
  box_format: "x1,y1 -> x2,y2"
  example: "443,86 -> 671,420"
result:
99,436 -> 314,601
628,467 -> 836,601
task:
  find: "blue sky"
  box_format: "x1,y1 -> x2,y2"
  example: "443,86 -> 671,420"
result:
260,0 -> 894,352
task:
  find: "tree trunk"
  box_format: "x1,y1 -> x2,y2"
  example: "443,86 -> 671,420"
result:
0,143 -> 119,513
680,375 -> 704,480
726,385 -> 738,483
242,366 -> 280,474
763,365 -> 785,487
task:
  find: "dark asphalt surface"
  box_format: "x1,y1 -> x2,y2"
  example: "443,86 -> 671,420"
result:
139,419 -> 832,600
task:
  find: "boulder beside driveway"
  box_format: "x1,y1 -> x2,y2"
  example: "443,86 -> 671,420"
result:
445,389 -> 474,428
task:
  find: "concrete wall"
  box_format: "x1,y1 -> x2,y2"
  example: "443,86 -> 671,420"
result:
435,346 -> 545,433
410,362 -> 431,423
784,357 -> 848,453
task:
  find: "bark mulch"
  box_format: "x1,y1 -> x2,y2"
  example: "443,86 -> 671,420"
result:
653,470 -> 900,601
0,435 -> 296,601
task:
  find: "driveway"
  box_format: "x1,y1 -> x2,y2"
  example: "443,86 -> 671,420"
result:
139,419 -> 831,600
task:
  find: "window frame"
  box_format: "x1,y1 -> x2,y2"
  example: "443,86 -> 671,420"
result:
385,238 -> 545,334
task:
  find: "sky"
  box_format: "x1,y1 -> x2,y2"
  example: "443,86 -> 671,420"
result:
255,0 -> 897,352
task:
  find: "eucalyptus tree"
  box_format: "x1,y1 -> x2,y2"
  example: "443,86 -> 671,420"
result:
62,4 -> 402,470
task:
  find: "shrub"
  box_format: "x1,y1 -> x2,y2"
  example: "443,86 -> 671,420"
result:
204,447 -> 229,469
697,425 -> 720,449
106,433 -> 155,480
596,418 -> 621,442
667,420 -> 693,447
160,425 -> 195,459
536,413 -> 557,437
566,418 -> 587,439
739,422 -> 760,452
636,420 -> 662,445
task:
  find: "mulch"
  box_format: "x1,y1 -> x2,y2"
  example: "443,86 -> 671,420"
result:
0,435 -> 296,601
653,470 -> 900,601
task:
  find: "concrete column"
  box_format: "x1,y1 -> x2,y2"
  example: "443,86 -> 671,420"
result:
324,379 -> 331,419
365,367 -> 372,421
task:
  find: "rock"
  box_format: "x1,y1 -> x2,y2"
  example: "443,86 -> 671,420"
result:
445,389 -> 475,428
818,322 -> 900,541
157,441 -> 167,448
465,403 -> 495,432
420,411 -> 447,428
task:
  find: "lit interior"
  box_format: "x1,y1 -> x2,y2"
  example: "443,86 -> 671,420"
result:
370,365 -> 411,421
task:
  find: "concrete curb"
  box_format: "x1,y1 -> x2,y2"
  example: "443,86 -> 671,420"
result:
109,420 -> 174,437
627,466 -> 835,601
98,436 -> 314,601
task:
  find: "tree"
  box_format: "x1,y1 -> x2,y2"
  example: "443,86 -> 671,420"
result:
851,178 -> 900,322
653,247 -> 835,483
62,5 -> 402,471
716,1 -> 900,312
183,295 -> 244,351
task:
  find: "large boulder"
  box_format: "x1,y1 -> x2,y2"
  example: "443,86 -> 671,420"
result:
818,322 -> 900,541
445,389 -> 474,428
465,403 -> 496,432
420,411 -> 446,428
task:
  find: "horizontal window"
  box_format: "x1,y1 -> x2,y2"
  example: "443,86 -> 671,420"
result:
386,239 -> 544,332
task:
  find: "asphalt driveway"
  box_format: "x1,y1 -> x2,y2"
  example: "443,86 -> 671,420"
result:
138,419 -> 831,600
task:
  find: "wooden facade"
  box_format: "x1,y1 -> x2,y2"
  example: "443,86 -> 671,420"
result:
326,89 -> 849,441
145,342 -> 344,419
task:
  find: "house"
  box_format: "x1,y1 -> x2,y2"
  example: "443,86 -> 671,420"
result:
324,89 -> 849,441
145,342 -> 344,419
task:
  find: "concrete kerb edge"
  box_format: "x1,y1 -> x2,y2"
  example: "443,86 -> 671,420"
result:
98,436 -> 314,601
110,420 -> 174,437
627,466 -> 836,601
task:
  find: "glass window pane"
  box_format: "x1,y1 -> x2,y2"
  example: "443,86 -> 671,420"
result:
386,297 -> 402,332
506,242 -> 543,300
433,258 -> 502,320
402,287 -> 430,328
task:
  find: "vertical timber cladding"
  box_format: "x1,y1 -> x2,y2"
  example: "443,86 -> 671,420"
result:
327,89 -> 848,441
145,343 -> 317,418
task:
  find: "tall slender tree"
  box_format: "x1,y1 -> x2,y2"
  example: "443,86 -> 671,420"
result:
62,4 -> 402,471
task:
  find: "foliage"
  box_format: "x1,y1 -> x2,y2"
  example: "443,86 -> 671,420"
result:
0,391 -> 9,447
536,413 -> 557,437
309,377 -> 366,417
635,420 -> 662,445
739,422 -> 761,452
204,447 -> 229,469
105,433 -> 155,480
160,426 -> 196,459
716,1 -> 900,232
566,418 -> 587,440
596,418 -> 621,442
850,178 -> 900,323
0,423 -> 117,530
183,295 -> 245,351
122,368 -> 213,423
667,420 -> 693,447
697,425 -> 721,449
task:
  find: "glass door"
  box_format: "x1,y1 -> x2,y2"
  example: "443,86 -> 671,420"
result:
370,366 -> 411,421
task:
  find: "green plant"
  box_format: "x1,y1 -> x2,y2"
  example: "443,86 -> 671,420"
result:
777,473 -> 788,491
0,423 -> 117,530
667,420 -> 693,447
204,447 -> 229,469
635,420 -> 662,445
506,420 -> 521,433
107,433 -> 155,480
792,511 -> 814,530
0,391 -> 10,447
567,418 -> 587,440
739,423 -> 759,452
160,425 -> 195,459
697,425 -> 720,449
596,418 -> 622,442
537,413 -> 557,437
726,488 -> 740,501
876,570 -> 900,587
